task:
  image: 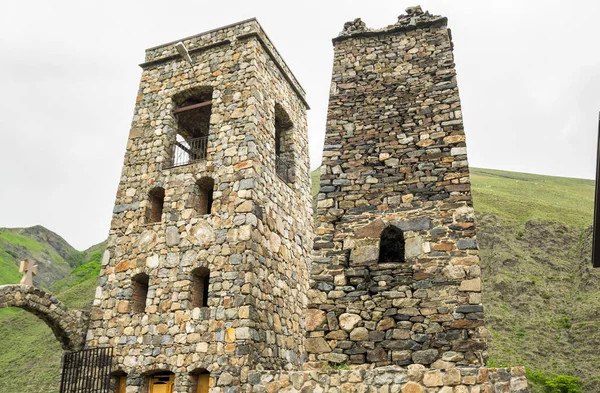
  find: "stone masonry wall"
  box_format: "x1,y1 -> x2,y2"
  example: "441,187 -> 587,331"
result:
86,19 -> 311,391
309,7 -> 486,368
246,366 -> 528,393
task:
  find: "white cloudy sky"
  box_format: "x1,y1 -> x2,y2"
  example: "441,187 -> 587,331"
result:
1,0 -> 599,250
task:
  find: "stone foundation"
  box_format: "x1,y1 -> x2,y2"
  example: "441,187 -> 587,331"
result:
245,366 -> 528,393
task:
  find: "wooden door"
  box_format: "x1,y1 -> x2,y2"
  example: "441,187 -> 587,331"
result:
150,374 -> 174,393
197,373 -> 210,393
117,375 -> 127,393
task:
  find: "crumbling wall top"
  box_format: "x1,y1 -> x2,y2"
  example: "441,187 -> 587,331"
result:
334,6 -> 447,43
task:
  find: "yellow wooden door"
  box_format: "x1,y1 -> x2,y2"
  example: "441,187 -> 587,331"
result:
150,374 -> 174,393
118,375 -> 127,393
197,373 -> 210,393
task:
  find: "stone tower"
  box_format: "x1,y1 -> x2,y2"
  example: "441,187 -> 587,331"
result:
86,19 -> 312,392
307,7 -> 487,367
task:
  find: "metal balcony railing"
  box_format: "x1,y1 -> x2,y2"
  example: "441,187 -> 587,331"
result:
59,347 -> 113,393
276,155 -> 292,183
170,136 -> 207,167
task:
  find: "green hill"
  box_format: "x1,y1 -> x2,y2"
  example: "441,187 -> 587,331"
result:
0,229 -> 104,392
1,167 -> 598,392
470,167 -> 595,229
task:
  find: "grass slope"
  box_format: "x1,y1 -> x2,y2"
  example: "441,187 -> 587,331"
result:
470,167 -> 594,229
0,235 -> 103,393
0,259 -> 100,392
0,227 -> 75,288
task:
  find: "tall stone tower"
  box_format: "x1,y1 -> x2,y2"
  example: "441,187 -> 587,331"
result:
86,19 -> 312,392
307,7 -> 486,367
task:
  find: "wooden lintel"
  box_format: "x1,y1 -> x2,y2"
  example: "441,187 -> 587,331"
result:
173,100 -> 212,114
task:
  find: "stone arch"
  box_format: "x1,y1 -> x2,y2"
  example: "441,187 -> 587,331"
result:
0,284 -> 89,351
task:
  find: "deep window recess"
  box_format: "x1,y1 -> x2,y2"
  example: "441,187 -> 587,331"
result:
191,268 -> 210,308
110,372 -> 127,393
132,273 -> 149,313
378,226 -> 405,263
191,369 -> 211,393
196,178 -> 214,215
147,187 -> 165,223
274,103 -> 295,183
171,87 -> 213,167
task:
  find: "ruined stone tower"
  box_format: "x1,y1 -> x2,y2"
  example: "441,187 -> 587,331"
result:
308,7 -> 487,367
86,19 -> 313,392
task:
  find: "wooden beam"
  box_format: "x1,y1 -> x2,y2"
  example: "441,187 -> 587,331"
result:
173,100 -> 212,114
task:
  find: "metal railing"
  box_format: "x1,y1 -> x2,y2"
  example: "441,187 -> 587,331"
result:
59,347 -> 113,393
171,136 -> 208,167
276,155 -> 293,183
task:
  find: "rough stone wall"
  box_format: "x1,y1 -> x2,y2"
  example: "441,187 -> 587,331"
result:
309,7 -> 486,368
245,366 -> 528,393
86,19 -> 311,391
0,284 -> 89,351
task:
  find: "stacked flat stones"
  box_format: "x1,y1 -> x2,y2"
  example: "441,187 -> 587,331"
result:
309,6 -> 486,367
247,366 -> 528,393
0,284 -> 88,351
86,19 -> 313,391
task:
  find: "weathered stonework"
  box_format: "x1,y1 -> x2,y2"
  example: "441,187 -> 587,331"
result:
76,7 -> 528,393
85,18 -> 313,390
246,366 -> 529,393
309,6 -> 486,368
0,284 -> 89,351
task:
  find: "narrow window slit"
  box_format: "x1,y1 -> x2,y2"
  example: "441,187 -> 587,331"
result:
132,273 -> 149,313
379,226 -> 405,263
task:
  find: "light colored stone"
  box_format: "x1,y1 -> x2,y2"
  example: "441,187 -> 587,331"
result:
306,309 -> 327,331
459,278 -> 482,292
339,313 -> 362,332
401,382 -> 424,393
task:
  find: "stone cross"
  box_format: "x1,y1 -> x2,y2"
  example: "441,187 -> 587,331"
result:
19,259 -> 38,286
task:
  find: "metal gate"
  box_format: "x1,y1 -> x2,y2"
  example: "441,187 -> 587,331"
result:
59,347 -> 113,393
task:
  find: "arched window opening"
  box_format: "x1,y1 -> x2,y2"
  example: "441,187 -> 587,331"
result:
147,187 -> 165,223
191,369 -> 211,393
191,268 -> 210,308
110,371 -> 127,393
148,372 -> 174,393
196,177 -> 214,215
171,87 -> 213,167
379,226 -> 405,263
132,273 -> 149,313
274,103 -> 295,183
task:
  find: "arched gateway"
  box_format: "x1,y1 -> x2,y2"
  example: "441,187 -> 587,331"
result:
0,284 -> 89,351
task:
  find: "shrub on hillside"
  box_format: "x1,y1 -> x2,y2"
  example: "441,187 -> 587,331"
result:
544,375 -> 583,393
527,370 -> 583,393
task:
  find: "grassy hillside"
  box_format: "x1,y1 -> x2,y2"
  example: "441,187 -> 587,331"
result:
0,271 -> 99,393
0,226 -> 77,288
0,230 -> 104,392
470,168 -> 595,229
469,169 -> 597,392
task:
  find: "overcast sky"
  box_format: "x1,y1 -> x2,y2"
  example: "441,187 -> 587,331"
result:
1,0 -> 599,250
